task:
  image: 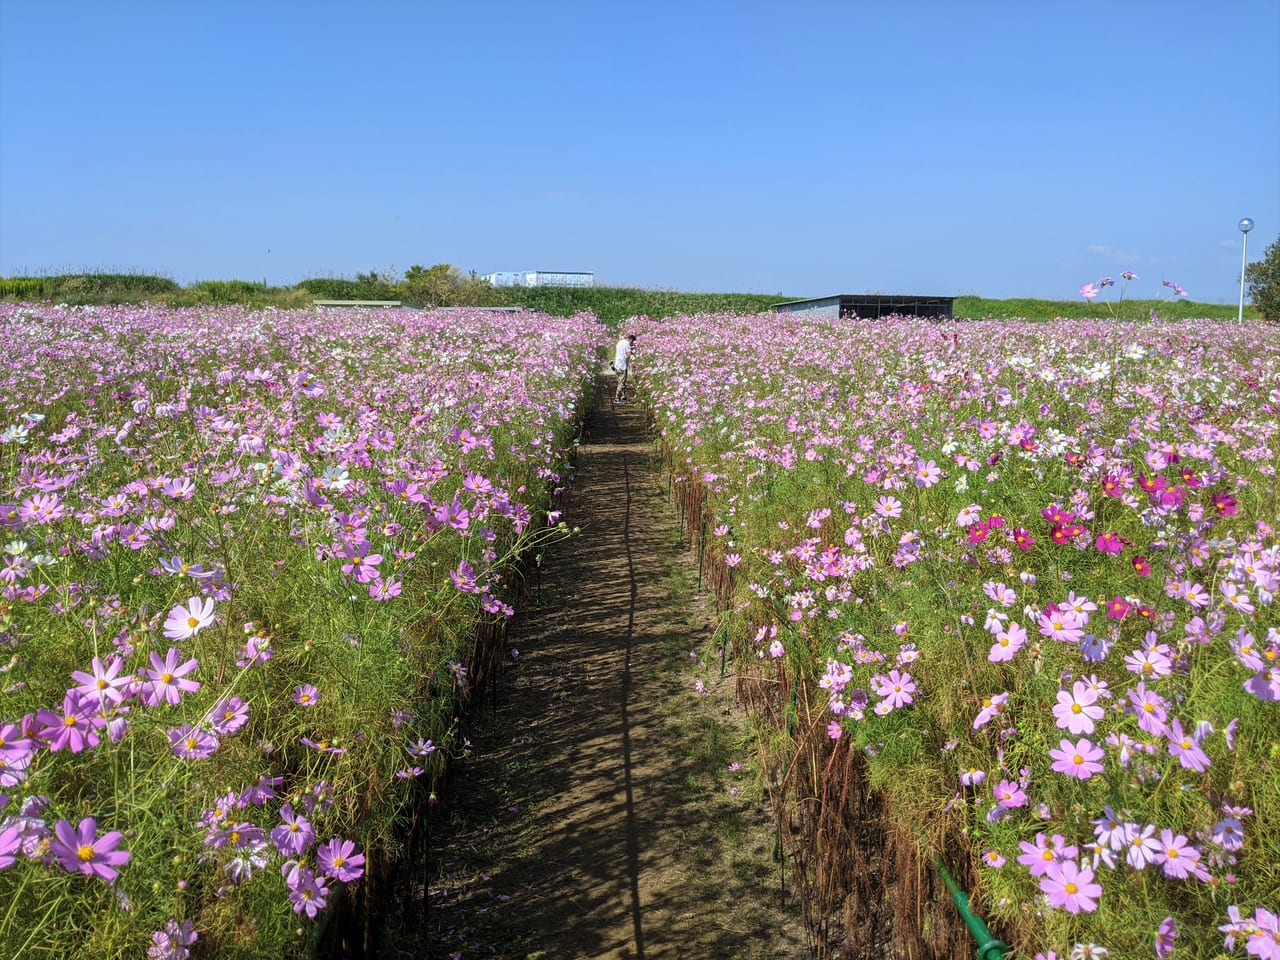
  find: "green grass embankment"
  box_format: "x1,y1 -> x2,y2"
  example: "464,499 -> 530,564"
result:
0,272 -> 1263,321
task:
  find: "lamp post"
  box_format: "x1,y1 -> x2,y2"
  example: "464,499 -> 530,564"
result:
1238,217 -> 1254,322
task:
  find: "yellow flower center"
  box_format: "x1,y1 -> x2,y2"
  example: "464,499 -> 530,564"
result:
1064,881 -> 1078,894
186,616 -> 199,629
77,844 -> 95,862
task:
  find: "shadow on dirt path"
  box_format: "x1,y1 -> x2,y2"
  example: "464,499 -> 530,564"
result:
418,380 -> 808,959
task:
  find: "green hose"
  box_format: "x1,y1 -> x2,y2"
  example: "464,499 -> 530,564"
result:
934,858 -> 1011,960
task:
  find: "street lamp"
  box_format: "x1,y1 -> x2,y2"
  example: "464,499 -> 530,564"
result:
1238,217 -> 1254,323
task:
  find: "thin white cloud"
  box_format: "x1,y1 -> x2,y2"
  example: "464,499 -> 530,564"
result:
1086,244 -> 1159,265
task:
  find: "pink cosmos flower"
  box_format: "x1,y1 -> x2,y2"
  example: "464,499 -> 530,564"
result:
874,495 -> 902,519
872,669 -> 915,710
914,459 -> 942,488
1126,682 -> 1168,735
973,692 -> 1009,730
316,837 -> 366,882
1039,859 -> 1101,913
142,648 -> 201,707
1038,606 -> 1084,644
48,816 -> 131,881
1017,832 -> 1077,877
992,778 -> 1027,809
989,622 -> 1026,662
1080,283 -> 1100,300
163,596 -> 216,641
1049,737 -> 1104,780
1154,829 -> 1203,880
1105,596 -> 1131,620
1052,681 -> 1103,735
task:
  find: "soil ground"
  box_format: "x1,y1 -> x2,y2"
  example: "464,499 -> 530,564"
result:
417,380 -> 809,959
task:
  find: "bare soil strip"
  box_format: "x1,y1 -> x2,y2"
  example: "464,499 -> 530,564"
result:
419,384 -> 808,959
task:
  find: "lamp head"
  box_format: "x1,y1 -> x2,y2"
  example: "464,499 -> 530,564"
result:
1239,218 -> 1254,234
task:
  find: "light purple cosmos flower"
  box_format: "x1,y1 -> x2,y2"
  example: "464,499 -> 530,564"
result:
1212,816 -> 1244,851
288,868 -> 329,917
147,918 -> 198,960
1017,832 -> 1077,877
1126,682 -> 1168,736
69,654 -> 133,707
1123,823 -> 1161,869
0,823 -> 21,869
316,837 -> 366,882
37,692 -> 102,753
48,816 -> 131,881
1155,916 -> 1177,959
270,803 -> 315,856
168,725 -> 219,759
1166,719 -> 1211,772
208,697 -> 249,735
292,684 -> 319,707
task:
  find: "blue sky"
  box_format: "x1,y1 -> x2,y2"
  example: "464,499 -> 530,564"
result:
1,0 -> 1277,302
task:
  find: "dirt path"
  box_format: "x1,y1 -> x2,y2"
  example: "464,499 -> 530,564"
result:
420,381 -> 808,959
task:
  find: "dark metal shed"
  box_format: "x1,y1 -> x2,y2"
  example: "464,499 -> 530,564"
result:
772,294 -> 955,319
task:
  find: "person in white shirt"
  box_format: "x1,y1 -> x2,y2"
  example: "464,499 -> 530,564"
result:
612,334 -> 636,402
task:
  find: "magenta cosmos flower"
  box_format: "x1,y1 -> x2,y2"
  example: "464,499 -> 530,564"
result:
48,816 -> 131,881
1039,859 -> 1101,913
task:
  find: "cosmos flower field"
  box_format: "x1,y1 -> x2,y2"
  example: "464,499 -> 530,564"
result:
0,303 -> 601,959
633,313 -> 1279,959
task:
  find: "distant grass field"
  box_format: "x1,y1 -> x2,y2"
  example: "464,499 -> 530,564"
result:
0,272 -> 1263,321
